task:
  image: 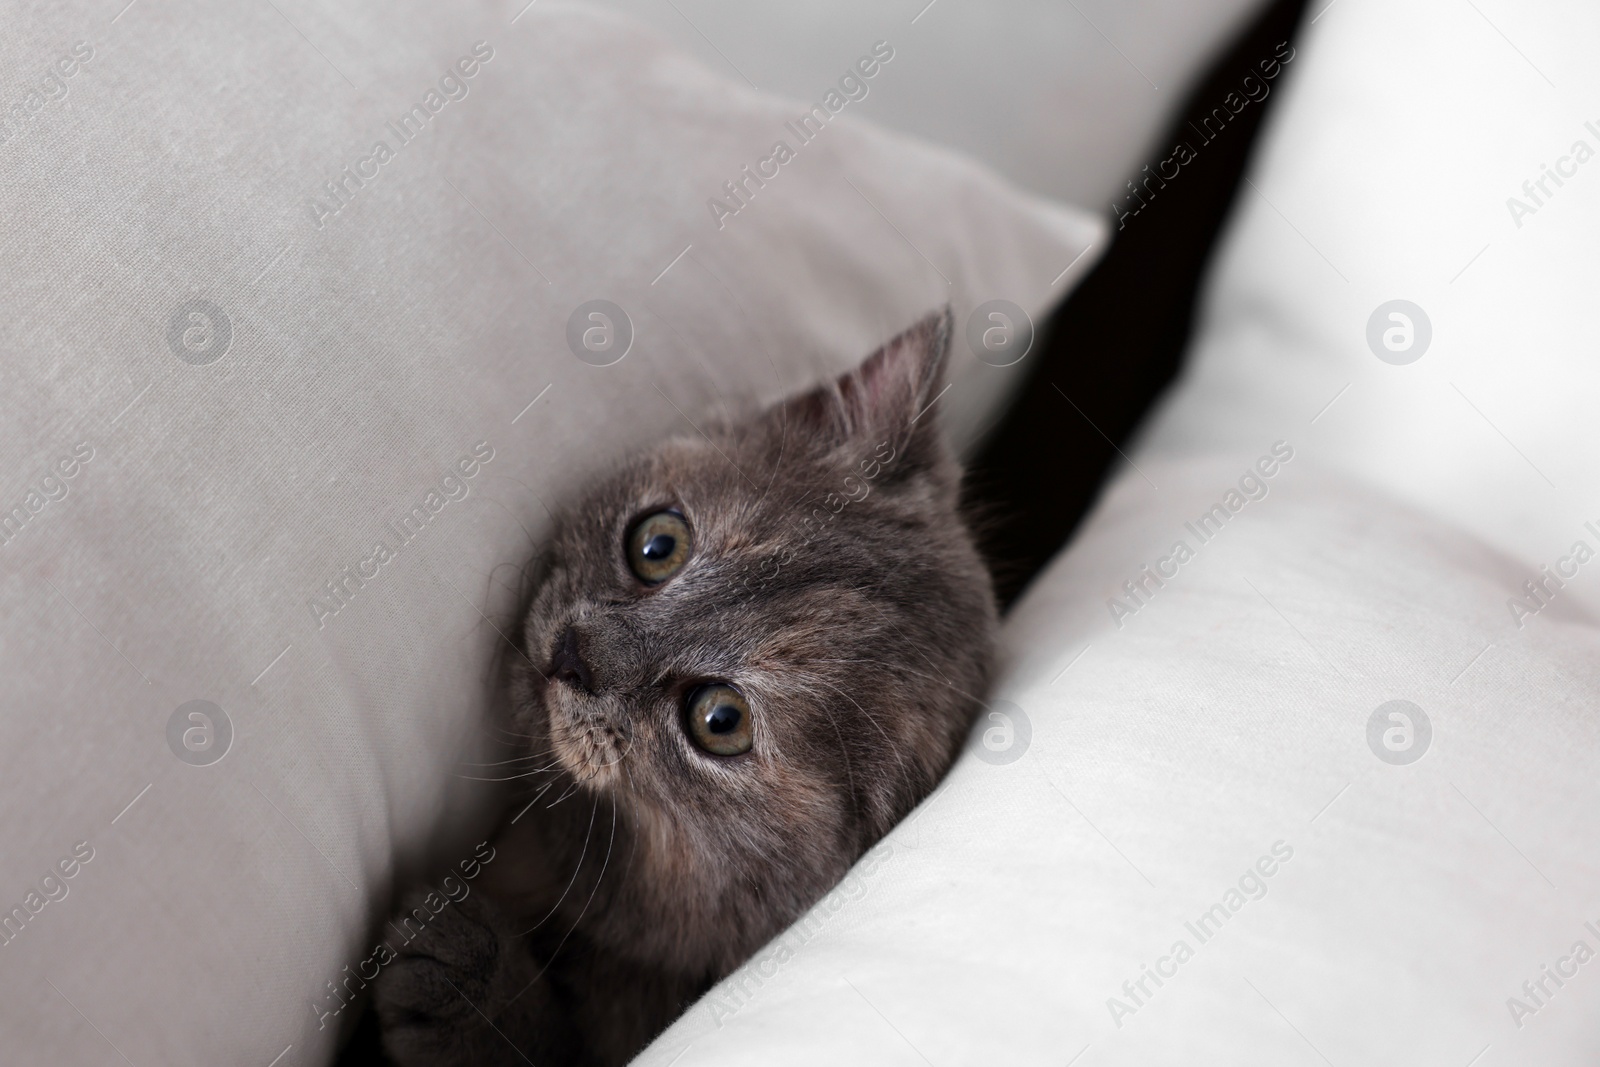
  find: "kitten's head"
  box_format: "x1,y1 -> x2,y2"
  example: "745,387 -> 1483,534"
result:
508,309 -> 995,975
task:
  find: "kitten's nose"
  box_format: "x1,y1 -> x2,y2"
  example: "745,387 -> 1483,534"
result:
549,624 -> 594,693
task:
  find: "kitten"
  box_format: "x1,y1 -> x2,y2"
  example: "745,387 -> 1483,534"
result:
374,309 -> 997,1066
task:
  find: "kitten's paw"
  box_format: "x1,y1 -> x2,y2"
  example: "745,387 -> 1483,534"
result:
374,890 -> 532,1066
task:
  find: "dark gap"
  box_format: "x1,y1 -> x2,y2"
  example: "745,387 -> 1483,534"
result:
965,0 -> 1311,610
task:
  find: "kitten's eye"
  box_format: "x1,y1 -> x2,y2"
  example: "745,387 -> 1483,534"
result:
685,684 -> 753,757
627,510 -> 692,584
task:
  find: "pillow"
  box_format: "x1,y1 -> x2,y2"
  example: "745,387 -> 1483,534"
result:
1136,0 -> 1600,603
640,1 -> 1600,1062
580,0 -> 1275,208
0,2 -> 1099,1063
641,457 -> 1600,1064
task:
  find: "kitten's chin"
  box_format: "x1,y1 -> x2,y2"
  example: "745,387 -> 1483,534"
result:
545,691 -> 630,790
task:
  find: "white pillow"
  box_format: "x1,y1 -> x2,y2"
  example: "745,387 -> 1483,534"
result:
641,0 -> 1600,1061
1137,0 -> 1600,617
0,2 -> 1099,1063
643,457 -> 1600,1065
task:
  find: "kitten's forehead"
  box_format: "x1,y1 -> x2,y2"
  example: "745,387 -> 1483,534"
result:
591,433 -> 829,548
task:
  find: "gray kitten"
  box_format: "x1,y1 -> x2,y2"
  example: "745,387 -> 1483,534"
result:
374,309 -> 996,1066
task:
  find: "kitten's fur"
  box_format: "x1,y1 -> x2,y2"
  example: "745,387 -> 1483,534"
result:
374,309 -> 996,1065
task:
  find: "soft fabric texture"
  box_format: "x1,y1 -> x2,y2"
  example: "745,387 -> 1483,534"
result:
583,0 -> 1273,208
1138,0 -> 1600,604
0,2 -> 1100,1064
640,0 -> 1600,1063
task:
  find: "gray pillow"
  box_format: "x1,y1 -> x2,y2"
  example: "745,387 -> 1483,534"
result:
0,2 -> 1098,1062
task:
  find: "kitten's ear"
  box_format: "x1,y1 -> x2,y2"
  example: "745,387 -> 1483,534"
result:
781,307 -> 953,469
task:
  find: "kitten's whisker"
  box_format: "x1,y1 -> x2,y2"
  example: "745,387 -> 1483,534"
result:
459,757 -> 563,775
809,675 -> 901,745
806,656 -> 989,706
593,730 -> 634,769
524,777 -> 560,803
519,801 -> 618,992
617,767 -> 647,884
513,796 -> 600,939
545,781 -> 582,808
806,681 -> 861,826
460,753 -> 561,768
508,779 -> 560,824
808,674 -> 920,798
482,729 -> 555,756
454,767 -> 561,783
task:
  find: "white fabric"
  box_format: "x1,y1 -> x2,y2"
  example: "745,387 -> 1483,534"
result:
650,454 -> 1600,1064
1138,0 -> 1600,616
0,3 -> 1101,1064
645,0 -> 1600,1063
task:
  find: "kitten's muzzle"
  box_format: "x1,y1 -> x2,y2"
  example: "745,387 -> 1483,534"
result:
545,622 -> 634,784
549,624 -> 594,693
